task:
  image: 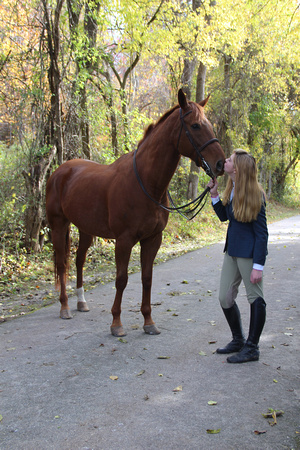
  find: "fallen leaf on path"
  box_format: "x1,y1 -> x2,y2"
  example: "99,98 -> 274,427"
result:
254,430 -> 267,435
109,375 -> 118,381
206,428 -> 221,434
157,356 -> 170,359
136,370 -> 145,376
208,401 -> 217,406
262,409 -> 284,419
173,385 -> 183,392
199,351 -> 207,356
262,408 -> 284,426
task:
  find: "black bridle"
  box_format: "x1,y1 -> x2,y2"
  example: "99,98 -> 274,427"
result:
133,108 -> 219,220
178,108 -> 219,178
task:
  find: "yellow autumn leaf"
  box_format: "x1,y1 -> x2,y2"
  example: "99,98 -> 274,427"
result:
173,385 -> 183,392
109,375 -> 118,381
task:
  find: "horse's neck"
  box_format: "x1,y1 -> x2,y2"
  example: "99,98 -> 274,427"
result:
137,137 -> 180,199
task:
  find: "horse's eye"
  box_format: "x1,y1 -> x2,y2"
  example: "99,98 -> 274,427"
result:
191,123 -> 201,129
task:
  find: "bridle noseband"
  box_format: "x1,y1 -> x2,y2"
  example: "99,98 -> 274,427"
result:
133,107 -> 220,220
179,108 -> 219,179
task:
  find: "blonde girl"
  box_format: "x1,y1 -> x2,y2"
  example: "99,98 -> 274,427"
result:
208,149 -> 268,363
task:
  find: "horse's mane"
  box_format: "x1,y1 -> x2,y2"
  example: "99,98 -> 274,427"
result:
138,104 -> 180,148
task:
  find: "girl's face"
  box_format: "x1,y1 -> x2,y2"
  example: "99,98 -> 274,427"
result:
224,153 -> 236,178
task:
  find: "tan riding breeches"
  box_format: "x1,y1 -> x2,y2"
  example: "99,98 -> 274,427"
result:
219,252 -> 264,309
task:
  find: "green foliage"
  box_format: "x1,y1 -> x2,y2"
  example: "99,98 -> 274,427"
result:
0,144 -> 26,252
0,0 -> 299,268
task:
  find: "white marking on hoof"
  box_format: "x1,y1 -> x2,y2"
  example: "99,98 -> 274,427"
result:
76,287 -> 89,312
76,287 -> 86,303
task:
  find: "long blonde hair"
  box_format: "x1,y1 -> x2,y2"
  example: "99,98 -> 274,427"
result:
222,149 -> 265,222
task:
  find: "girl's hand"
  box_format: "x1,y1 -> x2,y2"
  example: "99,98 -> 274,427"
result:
250,269 -> 263,284
207,178 -> 219,197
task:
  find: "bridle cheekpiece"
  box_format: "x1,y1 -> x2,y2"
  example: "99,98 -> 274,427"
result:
179,107 -> 219,179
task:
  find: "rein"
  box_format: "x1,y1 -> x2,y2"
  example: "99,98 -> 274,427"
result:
133,108 -> 218,220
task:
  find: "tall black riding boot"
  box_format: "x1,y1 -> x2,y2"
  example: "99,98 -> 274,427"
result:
227,297 -> 266,363
216,303 -> 245,354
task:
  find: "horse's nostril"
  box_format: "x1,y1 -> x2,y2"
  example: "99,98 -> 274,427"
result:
216,160 -> 224,173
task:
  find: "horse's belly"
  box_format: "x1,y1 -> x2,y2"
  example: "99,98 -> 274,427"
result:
62,191 -> 116,238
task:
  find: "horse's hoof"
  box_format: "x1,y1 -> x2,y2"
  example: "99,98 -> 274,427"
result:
143,324 -> 161,335
60,309 -> 73,319
77,301 -> 89,312
111,326 -> 127,337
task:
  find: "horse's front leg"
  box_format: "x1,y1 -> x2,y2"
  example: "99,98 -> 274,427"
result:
111,237 -> 133,337
76,231 -> 93,312
140,232 -> 162,335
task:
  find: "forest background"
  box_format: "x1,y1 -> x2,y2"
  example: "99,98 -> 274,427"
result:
0,0 -> 299,318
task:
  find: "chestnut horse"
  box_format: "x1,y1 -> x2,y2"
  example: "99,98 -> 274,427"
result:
46,89 -> 225,336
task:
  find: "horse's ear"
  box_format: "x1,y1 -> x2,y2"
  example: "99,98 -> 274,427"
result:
199,94 -> 210,108
178,89 -> 188,109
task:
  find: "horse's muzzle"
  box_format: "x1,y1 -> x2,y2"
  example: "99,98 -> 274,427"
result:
216,159 -> 225,175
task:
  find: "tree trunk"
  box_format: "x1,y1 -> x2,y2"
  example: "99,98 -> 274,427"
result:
181,58 -> 196,99
218,54 -> 233,157
22,147 -> 57,252
22,0 -> 64,253
196,61 -> 207,102
187,62 -> 207,200
42,0 -> 64,164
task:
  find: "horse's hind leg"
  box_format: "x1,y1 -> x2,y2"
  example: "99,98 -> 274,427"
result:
111,237 -> 133,337
76,231 -> 93,312
140,233 -> 162,335
51,222 -> 72,319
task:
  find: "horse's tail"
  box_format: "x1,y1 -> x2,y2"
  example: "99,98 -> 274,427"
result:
54,225 -> 71,289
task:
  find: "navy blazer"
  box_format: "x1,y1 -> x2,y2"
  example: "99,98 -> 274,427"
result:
213,199 -> 268,266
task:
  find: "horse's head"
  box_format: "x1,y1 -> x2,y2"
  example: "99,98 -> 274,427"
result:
177,89 -> 225,177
